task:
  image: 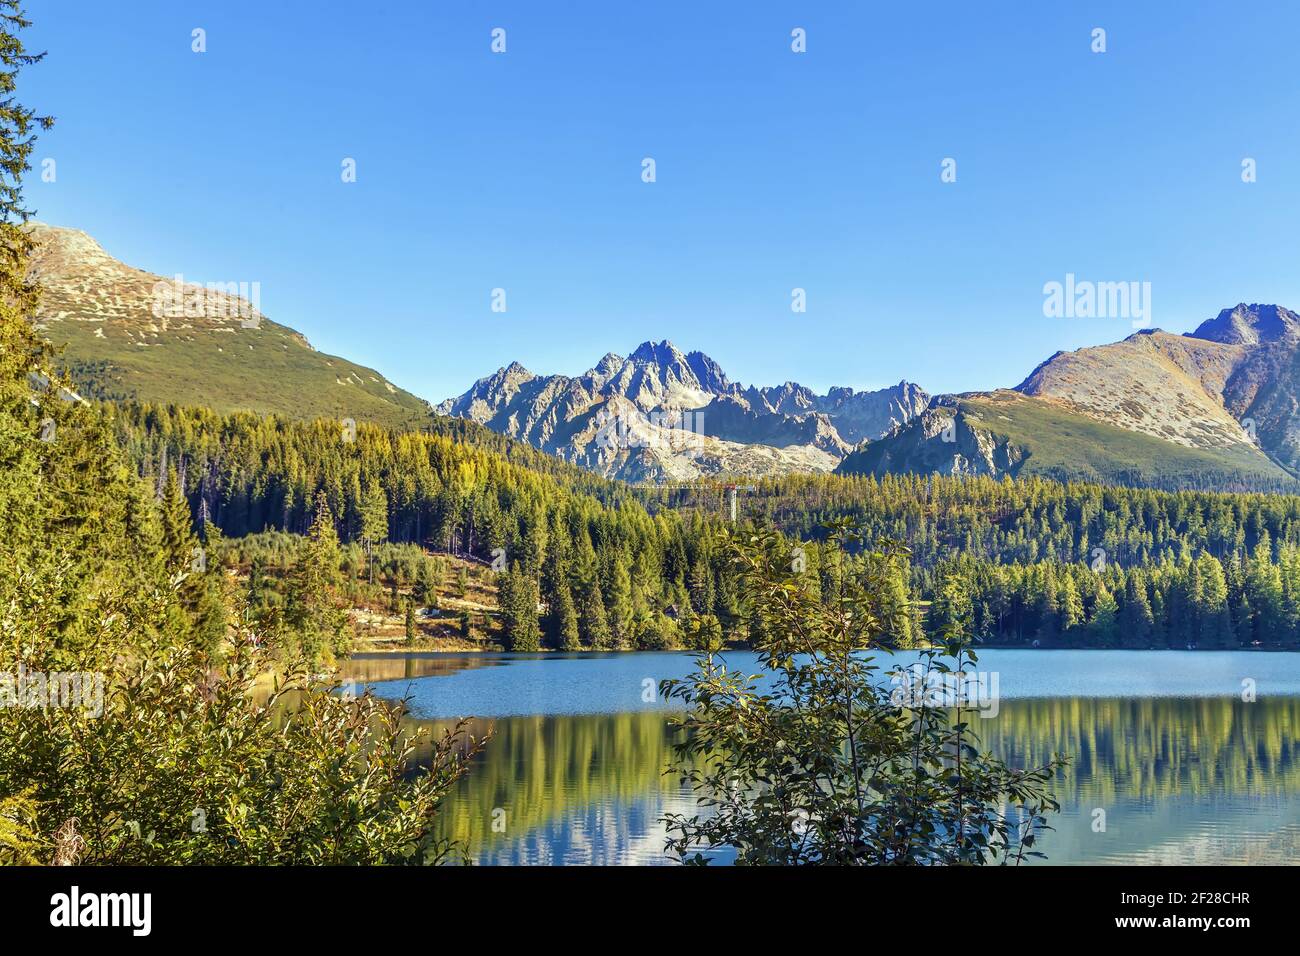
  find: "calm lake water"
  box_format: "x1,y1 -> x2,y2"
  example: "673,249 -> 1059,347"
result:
340,650 -> 1300,866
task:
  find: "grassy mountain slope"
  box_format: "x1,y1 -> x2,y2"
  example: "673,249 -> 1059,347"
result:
1015,330 -> 1251,450
838,390 -> 1296,492
29,223 -> 431,431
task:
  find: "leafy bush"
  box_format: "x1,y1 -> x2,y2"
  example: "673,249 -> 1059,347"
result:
662,521 -> 1064,865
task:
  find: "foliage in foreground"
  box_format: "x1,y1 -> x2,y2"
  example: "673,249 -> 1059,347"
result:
1,308 -> 482,866
0,3 -> 481,865
662,522 -> 1065,865
0,603 -> 481,865
1,313 -> 482,864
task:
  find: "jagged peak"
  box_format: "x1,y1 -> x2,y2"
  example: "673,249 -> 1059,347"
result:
628,339 -> 686,365
1190,303 -> 1300,346
683,349 -> 731,391
470,361 -> 534,391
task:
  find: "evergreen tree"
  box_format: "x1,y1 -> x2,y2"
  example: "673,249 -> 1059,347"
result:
285,492 -> 348,661
549,577 -> 581,651
499,565 -> 541,652
606,555 -> 634,648
1196,553 -> 1233,648
688,555 -> 715,615
1059,572 -> 1084,633
359,480 -> 388,585
159,467 -> 198,573
1088,582 -> 1118,646
247,554 -> 270,610
413,557 -> 438,609
1246,539 -> 1283,644
1120,571 -> 1154,646
580,576 -> 612,649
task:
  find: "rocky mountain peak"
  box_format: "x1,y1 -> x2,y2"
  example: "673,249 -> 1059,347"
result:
629,340 -> 685,365
438,341 -> 930,481
684,350 -> 731,393
26,222 -> 119,277
1190,303 -> 1300,347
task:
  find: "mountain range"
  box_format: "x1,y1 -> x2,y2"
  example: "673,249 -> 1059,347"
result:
24,222 -> 1300,491
434,340 -> 929,481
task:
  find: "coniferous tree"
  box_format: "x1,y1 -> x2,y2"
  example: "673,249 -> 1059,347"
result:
1120,570 -> 1155,646
1088,582 -> 1118,646
606,555 -> 634,648
1059,573 -> 1084,634
285,492 -> 348,661
413,557 -> 438,609
550,577 -> 581,651
580,576 -> 612,649
360,480 -> 388,585
498,565 -> 541,652
160,467 -> 198,573
1196,552 -> 1233,648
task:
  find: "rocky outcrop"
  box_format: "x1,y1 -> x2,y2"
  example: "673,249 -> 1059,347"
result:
837,400 -> 1027,478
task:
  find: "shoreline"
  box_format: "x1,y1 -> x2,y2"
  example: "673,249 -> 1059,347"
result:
350,643 -> 1300,656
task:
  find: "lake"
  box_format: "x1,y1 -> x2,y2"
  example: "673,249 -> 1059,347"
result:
340,650 -> 1300,865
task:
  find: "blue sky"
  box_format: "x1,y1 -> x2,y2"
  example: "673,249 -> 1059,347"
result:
24,2 -> 1300,401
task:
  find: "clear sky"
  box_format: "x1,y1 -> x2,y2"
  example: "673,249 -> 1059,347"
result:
24,1 -> 1300,402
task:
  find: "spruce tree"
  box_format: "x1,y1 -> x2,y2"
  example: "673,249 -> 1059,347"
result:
414,557 -> 438,609
1088,582 -> 1118,646
551,577 -> 581,651
1059,573 -> 1084,633
160,467 -> 198,574
1120,571 -> 1154,646
360,480 -> 388,584
580,576 -> 612,649
498,565 -> 540,652
285,492 -> 347,661
1196,553 -> 1233,648
605,555 -> 633,648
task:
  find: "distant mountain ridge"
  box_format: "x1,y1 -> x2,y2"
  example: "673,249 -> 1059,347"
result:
838,304 -> 1300,491
436,340 -> 930,481
30,220 -> 1300,492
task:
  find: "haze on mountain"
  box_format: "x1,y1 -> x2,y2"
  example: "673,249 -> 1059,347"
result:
435,339 -> 930,482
